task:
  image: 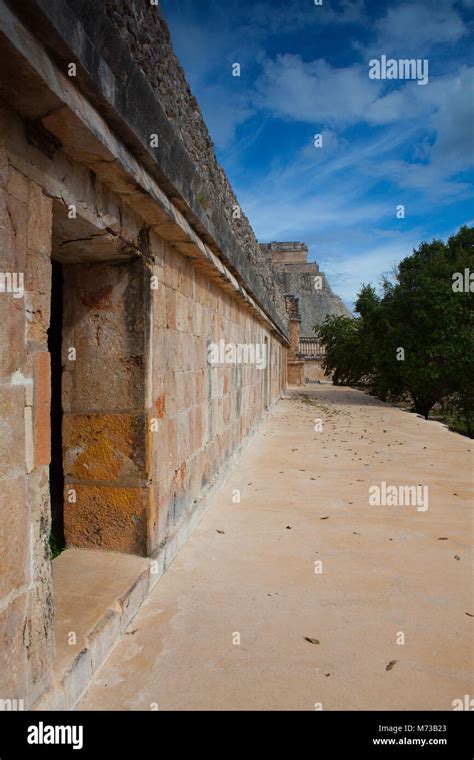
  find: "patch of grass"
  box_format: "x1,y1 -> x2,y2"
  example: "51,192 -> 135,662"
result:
429,410 -> 473,438
197,191 -> 209,212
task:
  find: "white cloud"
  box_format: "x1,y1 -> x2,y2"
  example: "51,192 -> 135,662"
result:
254,55 -> 382,126
162,0 -> 473,307
425,67 -> 474,173
362,0 -> 468,56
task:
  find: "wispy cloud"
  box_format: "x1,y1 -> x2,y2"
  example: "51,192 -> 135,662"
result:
360,0 -> 469,57
161,0 -> 474,308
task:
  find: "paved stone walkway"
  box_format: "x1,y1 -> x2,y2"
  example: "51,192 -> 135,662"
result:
78,386 -> 473,711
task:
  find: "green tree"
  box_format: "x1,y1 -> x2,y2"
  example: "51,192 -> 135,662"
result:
317,226 -> 474,422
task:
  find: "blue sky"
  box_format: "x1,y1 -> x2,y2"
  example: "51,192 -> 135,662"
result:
160,0 -> 474,311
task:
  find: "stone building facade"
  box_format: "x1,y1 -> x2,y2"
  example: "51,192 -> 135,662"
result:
261,241 -> 353,336
0,0 -> 289,709
261,241 -> 352,383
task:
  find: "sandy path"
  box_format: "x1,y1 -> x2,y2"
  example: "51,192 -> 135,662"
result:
78,386 -> 473,711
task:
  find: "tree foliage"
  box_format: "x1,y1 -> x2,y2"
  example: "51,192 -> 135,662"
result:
317,226 -> 474,422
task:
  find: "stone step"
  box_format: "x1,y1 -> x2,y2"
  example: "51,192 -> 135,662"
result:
33,548 -> 154,710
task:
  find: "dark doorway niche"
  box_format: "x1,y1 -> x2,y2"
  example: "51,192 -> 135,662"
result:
48,259 -> 65,557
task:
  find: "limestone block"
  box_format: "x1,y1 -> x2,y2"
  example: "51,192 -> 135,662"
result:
175,290 -> 188,332
117,570 -> 148,632
33,351 -> 51,467
6,193 -> 27,262
61,647 -> 93,711
62,261 -> 145,411
0,186 -> 23,271
0,593 -> 28,701
0,295 -> 26,380
25,251 -> 51,346
62,412 -> 147,484
0,474 -> 28,599
86,609 -> 121,673
24,406 -> 34,474
166,417 -> 178,470
165,287 -> 177,330
0,386 -> 26,476
7,166 -> 28,203
64,484 -> 148,555
25,578 -> 54,707
149,230 -> 165,268
33,685 -> 66,711
27,183 -> 52,256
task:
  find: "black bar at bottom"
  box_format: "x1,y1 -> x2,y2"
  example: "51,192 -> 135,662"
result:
0,710 -> 472,757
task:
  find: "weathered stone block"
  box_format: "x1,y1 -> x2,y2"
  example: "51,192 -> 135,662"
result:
64,484 -> 148,555
151,279 -> 166,328
154,394 -> 165,420
0,294 -> 26,381
175,290 -> 188,332
62,260 -> 146,411
25,579 -> 54,706
0,593 -> 28,701
25,251 -> 51,346
33,351 -> 51,467
117,570 -> 148,632
7,166 -> 28,203
195,369 -> 205,404
61,647 -> 93,710
33,685 -> 66,711
86,609 -> 121,673
183,370 -> 196,407
153,421 -> 168,485
149,230 -> 165,268
0,187 -> 21,271
0,386 -> 26,476
7,193 -> 27,263
166,417 -> 178,469
27,183 -> 52,255
191,405 -> 203,451
0,474 -> 28,599
63,412 -> 147,484
24,406 -> 34,474
152,327 -> 167,372
165,287 -> 177,330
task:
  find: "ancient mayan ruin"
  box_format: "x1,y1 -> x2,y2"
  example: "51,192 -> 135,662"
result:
0,0 -> 471,733
0,0 -> 349,710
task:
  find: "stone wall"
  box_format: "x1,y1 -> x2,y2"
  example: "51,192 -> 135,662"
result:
0,119 -> 55,708
303,359 -> 330,383
260,242 -> 352,338
263,243 -> 352,335
94,0 -> 286,324
149,238 -> 283,552
276,267 -> 352,335
261,241 -> 310,265
0,0 -> 287,701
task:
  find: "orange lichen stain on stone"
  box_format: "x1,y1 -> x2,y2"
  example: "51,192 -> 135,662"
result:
154,394 -> 165,419
64,484 -> 148,555
62,413 -> 145,481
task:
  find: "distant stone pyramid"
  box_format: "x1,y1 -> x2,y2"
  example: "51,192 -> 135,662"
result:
260,242 -> 353,337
